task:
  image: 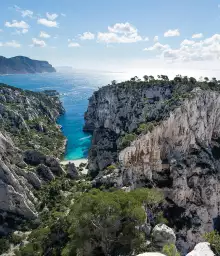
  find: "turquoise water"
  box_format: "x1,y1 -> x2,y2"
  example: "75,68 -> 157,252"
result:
0,71 -> 128,160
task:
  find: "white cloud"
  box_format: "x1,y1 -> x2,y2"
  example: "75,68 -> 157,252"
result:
46,12 -> 58,21
98,32 -> 142,43
13,28 -> 28,35
61,13 -> 66,17
163,34 -> 220,62
40,31 -> 51,38
143,42 -> 170,51
98,22 -> 144,44
5,20 -> 29,29
153,36 -> 159,42
0,42 -> 2,47
164,29 -> 180,37
79,32 -> 95,40
68,42 -> 81,47
4,40 -> 21,48
0,29 -> 3,32
180,39 -> 195,46
31,38 -> 46,47
192,33 -> 203,39
108,22 -> 137,34
145,37 -> 149,41
37,18 -> 58,28
14,5 -> 33,18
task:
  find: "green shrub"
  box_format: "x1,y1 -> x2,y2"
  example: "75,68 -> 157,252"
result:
10,233 -> 25,245
137,123 -> 154,134
0,238 -> 10,254
155,211 -> 168,225
204,230 -> 220,255
119,133 -> 137,149
66,188 -> 164,256
107,164 -> 116,171
162,244 -> 180,256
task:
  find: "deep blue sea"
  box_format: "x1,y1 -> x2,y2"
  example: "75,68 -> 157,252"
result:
0,71 -> 128,160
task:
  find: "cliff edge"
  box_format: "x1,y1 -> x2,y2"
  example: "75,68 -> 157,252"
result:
0,56 -> 56,75
84,76 -> 220,253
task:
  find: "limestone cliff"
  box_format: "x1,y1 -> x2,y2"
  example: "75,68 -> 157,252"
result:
84,79 -> 220,253
0,56 -> 56,74
0,84 -> 65,235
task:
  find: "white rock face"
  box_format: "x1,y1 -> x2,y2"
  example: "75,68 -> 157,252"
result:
119,90 -> 220,171
152,224 -> 176,248
0,132 -> 38,220
118,90 -> 220,250
186,242 -> 215,256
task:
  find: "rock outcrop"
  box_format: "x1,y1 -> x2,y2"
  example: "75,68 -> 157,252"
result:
84,79 -> 220,253
152,224 -> 176,249
0,84 -> 66,234
0,56 -> 56,74
186,242 -> 215,256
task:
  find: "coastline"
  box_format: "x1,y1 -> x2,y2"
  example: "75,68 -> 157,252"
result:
60,158 -> 88,167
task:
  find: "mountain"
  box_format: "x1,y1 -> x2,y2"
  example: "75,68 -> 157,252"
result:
0,56 -> 56,75
84,76 -> 220,254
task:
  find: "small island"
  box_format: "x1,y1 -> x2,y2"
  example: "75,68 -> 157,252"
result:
0,56 -> 56,75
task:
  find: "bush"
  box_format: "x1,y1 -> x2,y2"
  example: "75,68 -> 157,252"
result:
10,233 -> 25,245
107,164 -> 116,171
162,244 -> 180,256
119,133 -> 137,149
137,123 -> 154,134
0,238 -> 10,254
204,231 -> 220,255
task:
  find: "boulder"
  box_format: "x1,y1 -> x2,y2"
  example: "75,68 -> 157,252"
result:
66,163 -> 79,179
26,171 -> 42,189
36,164 -> 55,182
186,242 -> 215,256
23,150 -> 46,166
152,224 -> 176,249
45,156 -> 65,176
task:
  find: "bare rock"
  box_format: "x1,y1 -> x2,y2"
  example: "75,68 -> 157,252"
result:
36,164 -> 55,182
152,224 -> 176,249
186,242 -> 215,256
66,163 -> 79,179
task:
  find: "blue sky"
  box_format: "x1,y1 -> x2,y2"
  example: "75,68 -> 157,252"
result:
1,0 -> 220,73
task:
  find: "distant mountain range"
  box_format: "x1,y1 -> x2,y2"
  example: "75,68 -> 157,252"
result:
0,56 -> 56,75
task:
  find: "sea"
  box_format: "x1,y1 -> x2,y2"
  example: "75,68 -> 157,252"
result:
0,71 -> 129,160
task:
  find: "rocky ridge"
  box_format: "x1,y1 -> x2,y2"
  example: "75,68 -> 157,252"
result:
0,56 -> 56,75
84,78 -> 220,253
0,84 -> 66,235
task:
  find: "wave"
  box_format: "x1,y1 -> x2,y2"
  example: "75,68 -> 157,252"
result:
79,135 -> 92,141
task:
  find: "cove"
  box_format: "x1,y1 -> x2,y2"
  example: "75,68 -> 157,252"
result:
0,71 -> 128,160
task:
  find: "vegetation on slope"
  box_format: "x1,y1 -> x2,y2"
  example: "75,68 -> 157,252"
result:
0,83 -> 65,157
13,183 -> 164,256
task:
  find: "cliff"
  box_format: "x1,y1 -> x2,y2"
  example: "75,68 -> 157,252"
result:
0,56 -> 56,75
0,84 -> 65,235
84,78 -> 220,253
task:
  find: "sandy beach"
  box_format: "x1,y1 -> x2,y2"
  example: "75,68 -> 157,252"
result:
60,158 -> 88,167
60,158 -> 88,174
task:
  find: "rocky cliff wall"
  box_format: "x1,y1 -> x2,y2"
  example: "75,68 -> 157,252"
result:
84,81 -> 220,253
0,84 -> 66,235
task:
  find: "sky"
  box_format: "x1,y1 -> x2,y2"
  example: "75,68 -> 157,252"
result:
1,0 -> 220,76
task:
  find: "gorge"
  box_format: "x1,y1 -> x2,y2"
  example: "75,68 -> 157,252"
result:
0,75 -> 220,256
